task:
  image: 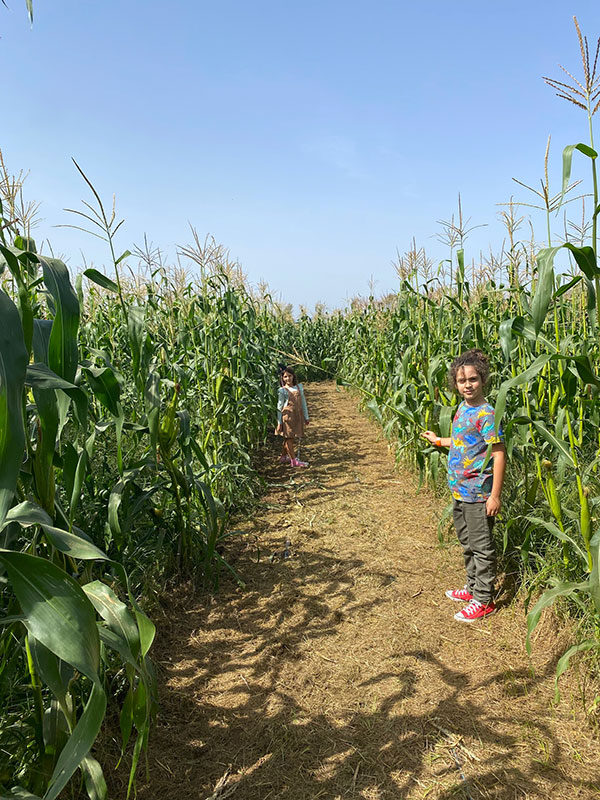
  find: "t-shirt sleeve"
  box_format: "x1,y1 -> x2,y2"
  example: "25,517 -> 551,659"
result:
277,387 -> 287,424
477,406 -> 503,443
299,384 -> 309,421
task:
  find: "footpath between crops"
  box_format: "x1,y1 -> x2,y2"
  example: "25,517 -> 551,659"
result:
129,382 -> 599,800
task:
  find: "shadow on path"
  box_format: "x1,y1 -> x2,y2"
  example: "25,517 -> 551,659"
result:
124,382 -> 598,800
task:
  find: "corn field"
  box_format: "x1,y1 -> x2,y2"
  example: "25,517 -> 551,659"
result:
273,19 -> 600,695
0,174 -> 293,795
2,14 -> 600,800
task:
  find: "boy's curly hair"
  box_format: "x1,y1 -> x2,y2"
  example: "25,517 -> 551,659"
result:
448,349 -> 490,390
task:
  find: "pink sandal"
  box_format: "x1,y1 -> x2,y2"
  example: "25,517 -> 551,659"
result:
290,458 -> 308,467
278,455 -> 291,464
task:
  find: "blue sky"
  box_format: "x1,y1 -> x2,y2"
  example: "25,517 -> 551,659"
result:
1,1 -> 599,309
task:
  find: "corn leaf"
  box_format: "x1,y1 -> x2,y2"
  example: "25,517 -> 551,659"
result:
83,580 -> 141,662
366,397 -> 383,423
0,549 -> 100,679
0,289 -> 28,525
553,274 -> 583,298
526,580 -> 589,654
31,313 -> 60,516
554,640 -> 598,701
438,405 -> 453,438
83,268 -> 119,293
559,143 -> 598,211
494,354 -> 552,434
2,500 -> 53,530
562,242 -> 600,280
81,755 -> 107,800
29,637 -> 72,721
523,515 -> 586,561
39,256 -> 80,384
43,681 -> 106,800
531,247 -> 561,334
25,363 -> 76,390
590,530 -> 600,615
127,596 -> 155,659
127,306 -> 145,383
40,525 -> 108,561
498,317 -> 514,362
82,364 -> 122,417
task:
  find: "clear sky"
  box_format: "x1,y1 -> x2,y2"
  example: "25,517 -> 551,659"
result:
1,1 -> 599,310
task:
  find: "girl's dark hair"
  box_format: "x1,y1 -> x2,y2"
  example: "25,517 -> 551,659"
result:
280,365 -> 298,386
277,363 -> 286,386
449,349 -> 490,389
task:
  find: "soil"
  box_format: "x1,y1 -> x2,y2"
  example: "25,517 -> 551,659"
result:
123,382 -> 600,799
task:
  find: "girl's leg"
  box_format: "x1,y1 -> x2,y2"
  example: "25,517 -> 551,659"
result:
279,439 -> 289,462
289,439 -> 308,467
284,438 -> 295,462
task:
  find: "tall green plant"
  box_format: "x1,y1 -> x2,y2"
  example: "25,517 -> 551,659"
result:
0,237 -> 156,800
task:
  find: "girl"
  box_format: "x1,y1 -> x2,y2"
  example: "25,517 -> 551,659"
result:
421,349 -> 506,622
275,366 -> 309,467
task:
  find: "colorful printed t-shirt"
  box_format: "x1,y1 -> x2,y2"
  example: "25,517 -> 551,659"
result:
448,401 -> 503,502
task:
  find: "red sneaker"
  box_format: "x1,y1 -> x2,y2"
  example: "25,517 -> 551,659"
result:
445,586 -> 473,602
454,600 -> 495,623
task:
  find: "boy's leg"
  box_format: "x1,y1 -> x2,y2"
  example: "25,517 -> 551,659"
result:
452,500 -> 476,595
462,501 -> 496,604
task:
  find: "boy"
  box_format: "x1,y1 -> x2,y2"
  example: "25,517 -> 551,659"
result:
422,349 -> 506,622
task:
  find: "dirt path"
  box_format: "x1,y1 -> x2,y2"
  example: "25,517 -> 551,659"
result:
133,382 -> 599,800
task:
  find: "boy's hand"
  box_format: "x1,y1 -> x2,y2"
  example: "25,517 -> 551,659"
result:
486,495 -> 501,516
421,430 -> 438,444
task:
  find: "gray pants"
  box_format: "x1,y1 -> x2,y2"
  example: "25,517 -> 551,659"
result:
452,499 -> 496,604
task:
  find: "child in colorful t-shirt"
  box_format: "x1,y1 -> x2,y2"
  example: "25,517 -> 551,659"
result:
422,349 -> 506,622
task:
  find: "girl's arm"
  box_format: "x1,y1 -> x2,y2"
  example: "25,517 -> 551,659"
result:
277,387 -> 287,426
421,430 -> 451,447
299,384 -> 309,422
486,442 -> 506,516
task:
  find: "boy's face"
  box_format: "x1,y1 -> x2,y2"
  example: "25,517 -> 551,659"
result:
455,365 -> 484,405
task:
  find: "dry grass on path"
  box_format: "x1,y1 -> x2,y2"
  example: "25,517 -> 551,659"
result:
128,382 -> 600,800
